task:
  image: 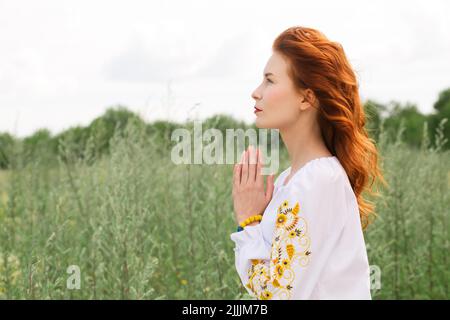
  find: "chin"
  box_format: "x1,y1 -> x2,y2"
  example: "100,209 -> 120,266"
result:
255,117 -> 265,128
255,117 -> 274,129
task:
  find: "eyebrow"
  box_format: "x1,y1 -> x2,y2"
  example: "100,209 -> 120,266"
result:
264,72 -> 274,77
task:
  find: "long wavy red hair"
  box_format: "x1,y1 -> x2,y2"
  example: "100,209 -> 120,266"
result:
272,26 -> 388,230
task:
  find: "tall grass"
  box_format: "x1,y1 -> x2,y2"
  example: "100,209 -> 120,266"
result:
364,118 -> 449,299
0,118 -> 448,299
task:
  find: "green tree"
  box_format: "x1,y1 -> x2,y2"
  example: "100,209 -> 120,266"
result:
86,105 -> 146,156
429,88 -> 450,149
363,99 -> 388,141
22,128 -> 57,165
383,102 -> 427,148
0,132 -> 15,169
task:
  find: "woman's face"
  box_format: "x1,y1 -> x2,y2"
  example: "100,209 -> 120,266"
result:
251,51 -> 311,129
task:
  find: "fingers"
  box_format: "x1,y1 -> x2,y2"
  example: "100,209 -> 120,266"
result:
255,147 -> 264,187
248,145 -> 257,182
241,149 -> 249,184
265,174 -> 275,202
238,146 -> 261,186
234,150 -> 245,187
259,147 -> 265,165
239,148 -> 246,164
233,162 -> 241,188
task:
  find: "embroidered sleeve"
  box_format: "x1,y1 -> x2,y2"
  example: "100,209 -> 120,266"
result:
245,200 -> 311,299
230,169 -> 349,300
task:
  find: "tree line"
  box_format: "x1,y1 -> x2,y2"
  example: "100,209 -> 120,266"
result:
0,87 -> 449,170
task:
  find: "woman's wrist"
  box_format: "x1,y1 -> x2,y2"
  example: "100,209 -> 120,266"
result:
237,214 -> 263,228
236,219 -> 260,232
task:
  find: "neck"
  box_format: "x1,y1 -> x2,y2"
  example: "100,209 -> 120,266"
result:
279,111 -> 332,173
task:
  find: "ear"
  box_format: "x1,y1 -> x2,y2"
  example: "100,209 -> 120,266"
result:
298,88 -> 315,111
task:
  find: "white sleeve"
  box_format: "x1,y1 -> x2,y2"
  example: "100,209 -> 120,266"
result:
230,168 -> 350,300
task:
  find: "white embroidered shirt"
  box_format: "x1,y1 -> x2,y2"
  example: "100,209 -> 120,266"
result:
230,156 -> 372,300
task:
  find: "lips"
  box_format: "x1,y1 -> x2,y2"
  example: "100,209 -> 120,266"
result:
254,106 -> 262,112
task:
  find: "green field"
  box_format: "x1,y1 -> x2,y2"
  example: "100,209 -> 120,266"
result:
0,121 -> 448,299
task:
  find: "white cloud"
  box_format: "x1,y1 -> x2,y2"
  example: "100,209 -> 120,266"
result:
0,0 -> 449,137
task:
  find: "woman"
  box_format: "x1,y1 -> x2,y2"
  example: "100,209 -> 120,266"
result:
230,26 -> 387,300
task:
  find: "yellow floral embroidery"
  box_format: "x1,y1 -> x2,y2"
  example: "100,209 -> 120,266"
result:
272,278 -> 281,287
275,264 -> 284,278
260,290 -> 273,300
276,213 -> 287,227
244,199 -> 311,299
281,258 -> 290,268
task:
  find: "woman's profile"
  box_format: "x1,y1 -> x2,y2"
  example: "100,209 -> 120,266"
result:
230,26 -> 387,300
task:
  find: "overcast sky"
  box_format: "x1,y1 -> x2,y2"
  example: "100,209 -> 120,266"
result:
1,0 -> 449,137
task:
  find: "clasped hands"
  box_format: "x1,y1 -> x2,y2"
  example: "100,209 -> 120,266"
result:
232,145 -> 275,227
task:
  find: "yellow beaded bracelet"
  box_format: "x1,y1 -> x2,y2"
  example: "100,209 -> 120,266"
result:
239,214 -> 263,228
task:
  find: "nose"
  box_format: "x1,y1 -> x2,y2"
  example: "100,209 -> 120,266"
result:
251,86 -> 261,101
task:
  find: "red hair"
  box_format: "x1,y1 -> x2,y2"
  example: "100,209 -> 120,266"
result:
272,26 -> 388,230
